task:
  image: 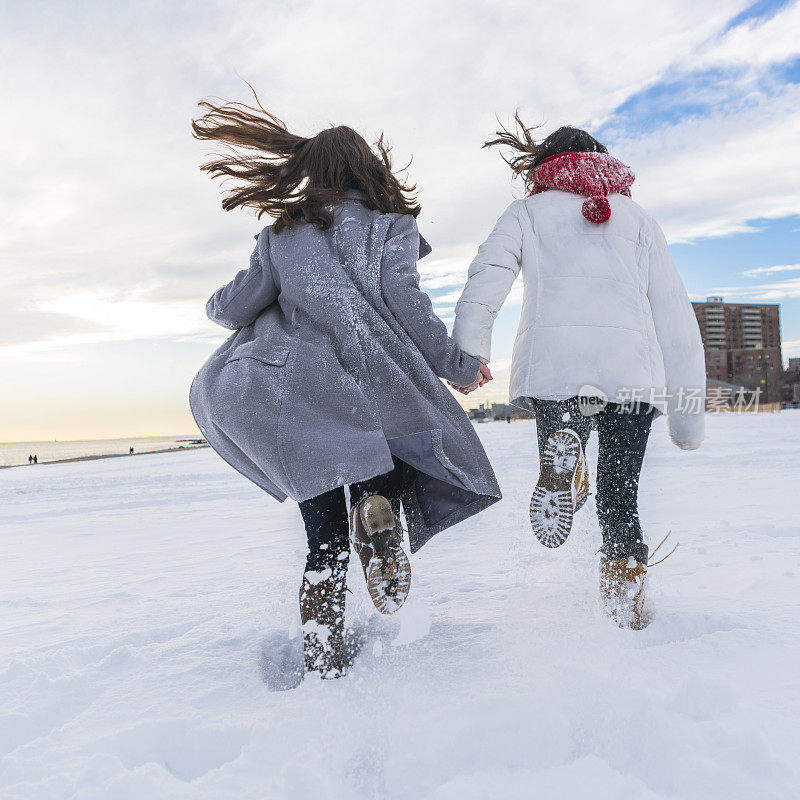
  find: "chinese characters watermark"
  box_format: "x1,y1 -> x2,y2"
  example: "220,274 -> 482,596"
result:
577,385 -> 762,416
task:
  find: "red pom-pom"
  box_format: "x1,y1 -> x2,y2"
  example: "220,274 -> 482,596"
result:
582,195 -> 611,223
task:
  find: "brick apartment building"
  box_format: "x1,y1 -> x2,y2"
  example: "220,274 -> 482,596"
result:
692,297 -> 782,403
783,358 -> 800,405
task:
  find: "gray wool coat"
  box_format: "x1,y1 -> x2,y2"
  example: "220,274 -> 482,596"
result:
189,191 -> 501,551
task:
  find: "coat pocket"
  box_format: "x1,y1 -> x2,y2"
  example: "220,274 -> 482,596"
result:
224,339 -> 290,367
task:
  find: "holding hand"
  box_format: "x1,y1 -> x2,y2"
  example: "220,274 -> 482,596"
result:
450,363 -> 493,395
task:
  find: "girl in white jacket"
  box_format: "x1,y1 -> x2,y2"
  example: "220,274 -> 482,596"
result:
453,119 -> 705,628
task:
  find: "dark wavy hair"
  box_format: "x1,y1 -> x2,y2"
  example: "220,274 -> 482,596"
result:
192,92 -> 421,233
484,112 -> 607,176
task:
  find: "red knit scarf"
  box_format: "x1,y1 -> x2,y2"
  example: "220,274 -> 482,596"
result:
526,151 -> 635,223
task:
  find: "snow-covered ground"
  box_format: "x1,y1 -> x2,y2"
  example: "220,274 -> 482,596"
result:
1,412 -> 798,799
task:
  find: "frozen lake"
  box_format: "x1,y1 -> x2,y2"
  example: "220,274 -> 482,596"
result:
1,412 -> 798,799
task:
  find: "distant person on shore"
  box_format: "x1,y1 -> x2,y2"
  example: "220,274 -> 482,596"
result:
129,447 -> 134,455
33,454 -> 38,464
452,118 -> 705,629
189,91 -> 500,679
28,454 -> 33,464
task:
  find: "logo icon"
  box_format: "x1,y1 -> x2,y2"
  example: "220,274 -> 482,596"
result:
577,385 -> 608,417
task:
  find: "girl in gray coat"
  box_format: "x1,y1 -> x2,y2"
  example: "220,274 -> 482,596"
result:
189,96 -> 500,678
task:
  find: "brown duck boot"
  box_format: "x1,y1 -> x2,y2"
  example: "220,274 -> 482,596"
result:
599,557 -> 650,630
299,563 -> 348,678
530,428 -> 585,547
573,446 -> 590,512
350,495 -> 411,615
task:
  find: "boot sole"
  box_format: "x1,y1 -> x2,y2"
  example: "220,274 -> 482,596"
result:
358,496 -> 411,615
530,429 -> 580,548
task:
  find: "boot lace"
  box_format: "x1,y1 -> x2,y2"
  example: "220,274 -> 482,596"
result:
646,531 -> 679,567
596,530 -> 679,567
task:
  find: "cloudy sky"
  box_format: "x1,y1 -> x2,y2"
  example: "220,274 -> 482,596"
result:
2,0 -> 799,441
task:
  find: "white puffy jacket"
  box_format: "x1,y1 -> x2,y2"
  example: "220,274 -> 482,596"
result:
452,191 -> 706,450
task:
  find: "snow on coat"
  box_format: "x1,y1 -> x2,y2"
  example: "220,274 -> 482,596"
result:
190,192 -> 501,551
452,189 -> 706,451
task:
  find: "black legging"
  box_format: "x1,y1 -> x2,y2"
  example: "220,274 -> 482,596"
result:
529,397 -> 654,565
298,457 -> 404,575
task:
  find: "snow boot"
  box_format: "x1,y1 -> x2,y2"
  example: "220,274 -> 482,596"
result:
350,495 -> 411,615
299,563 -> 348,678
574,445 -> 590,513
599,557 -> 649,630
530,428 -> 586,547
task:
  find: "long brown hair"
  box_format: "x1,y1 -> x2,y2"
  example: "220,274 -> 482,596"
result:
192,92 -> 420,233
484,112 -> 607,176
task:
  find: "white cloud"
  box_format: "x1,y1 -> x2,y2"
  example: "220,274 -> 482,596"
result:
694,1 -> 800,69
1,0 -> 755,358
743,263 -> 800,277
709,277 -> 800,300
418,246 -> 475,291
0,291 -> 219,364
614,82 -> 800,242
602,1 -> 800,244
